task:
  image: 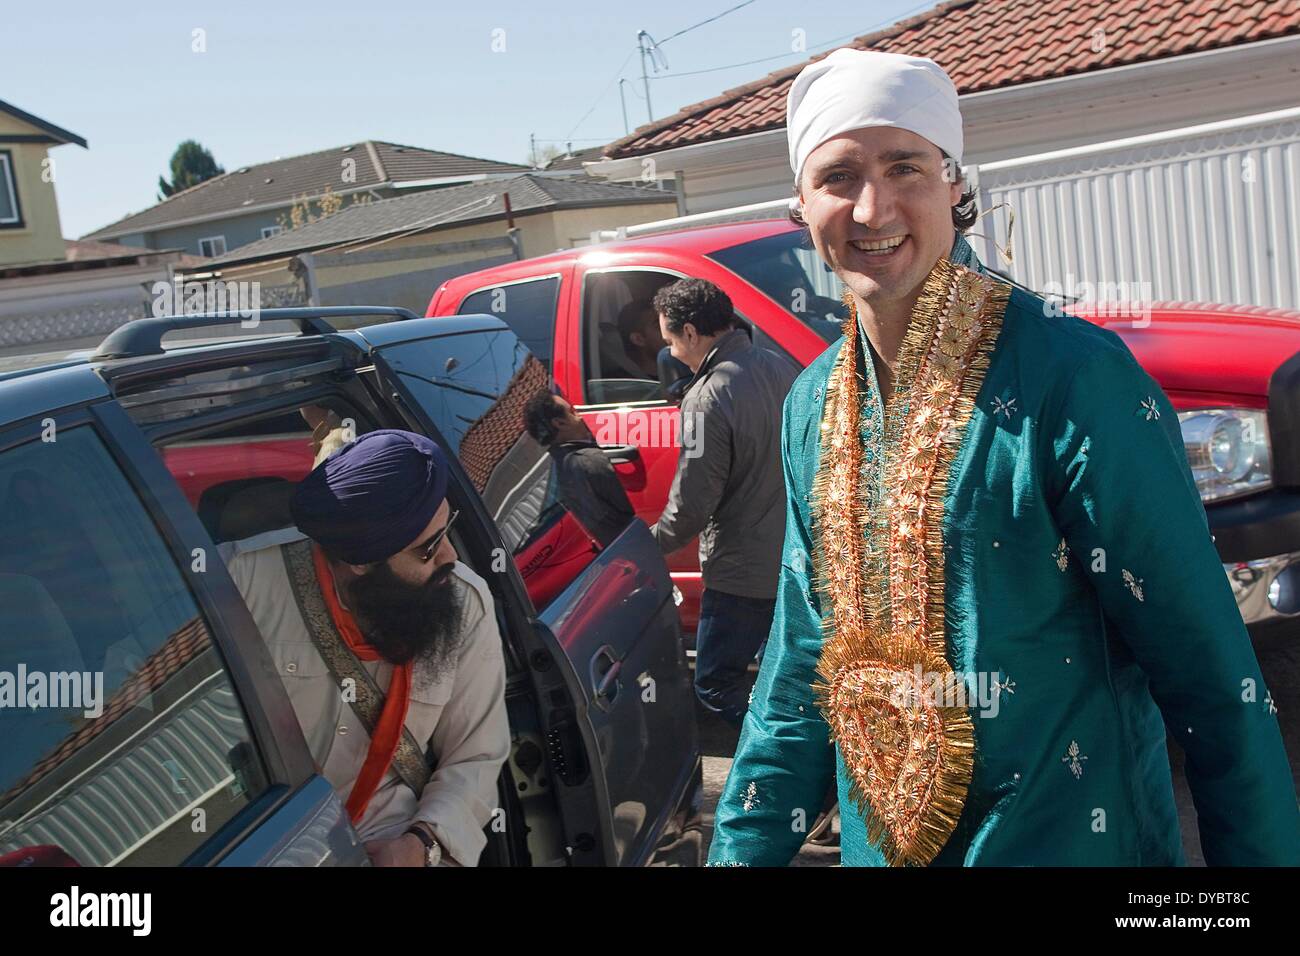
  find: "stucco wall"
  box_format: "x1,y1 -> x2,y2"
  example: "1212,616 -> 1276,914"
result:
0,113 -> 68,267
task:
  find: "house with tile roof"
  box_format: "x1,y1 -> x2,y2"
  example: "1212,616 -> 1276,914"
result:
193,173 -> 678,317
83,140 -> 534,259
586,0 -> 1300,308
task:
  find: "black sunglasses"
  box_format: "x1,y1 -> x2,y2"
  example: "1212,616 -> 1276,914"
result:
419,509 -> 460,563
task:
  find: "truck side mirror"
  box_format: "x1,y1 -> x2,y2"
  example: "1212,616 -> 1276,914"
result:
658,347 -> 691,403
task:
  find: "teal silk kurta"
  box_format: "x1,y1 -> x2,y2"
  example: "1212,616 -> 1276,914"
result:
708,234 -> 1300,866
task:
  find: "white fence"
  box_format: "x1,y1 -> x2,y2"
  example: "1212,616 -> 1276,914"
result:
970,107 -> 1300,310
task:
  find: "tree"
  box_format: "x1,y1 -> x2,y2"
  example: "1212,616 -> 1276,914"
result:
157,140 -> 225,199
277,186 -> 370,232
528,142 -> 565,168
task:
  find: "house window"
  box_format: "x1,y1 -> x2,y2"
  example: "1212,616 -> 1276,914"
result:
260,225 -> 282,239
0,151 -> 23,228
198,235 -> 227,257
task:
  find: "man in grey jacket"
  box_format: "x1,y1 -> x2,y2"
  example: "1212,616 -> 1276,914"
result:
523,389 -> 637,549
652,278 -> 800,726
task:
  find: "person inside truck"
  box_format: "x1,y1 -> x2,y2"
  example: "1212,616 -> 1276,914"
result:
220,429 -> 510,867
615,299 -> 669,381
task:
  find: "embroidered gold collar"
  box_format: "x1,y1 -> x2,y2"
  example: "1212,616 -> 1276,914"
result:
810,255 -> 1009,866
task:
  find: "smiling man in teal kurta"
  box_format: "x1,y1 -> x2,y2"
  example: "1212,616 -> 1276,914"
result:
708,48 -> 1300,866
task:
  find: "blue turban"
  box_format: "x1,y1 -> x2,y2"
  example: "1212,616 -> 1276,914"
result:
290,429 -> 450,565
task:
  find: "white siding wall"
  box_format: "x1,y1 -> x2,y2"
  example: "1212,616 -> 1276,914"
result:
972,108 -> 1300,309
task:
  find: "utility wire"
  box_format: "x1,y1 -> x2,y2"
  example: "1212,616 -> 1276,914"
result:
565,49 -> 638,141
564,0 -> 758,139
650,1 -> 939,80
658,0 -> 759,44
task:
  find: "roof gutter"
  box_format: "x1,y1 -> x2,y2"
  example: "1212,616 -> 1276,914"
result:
390,171 -> 530,190
975,105 -> 1300,173
588,196 -> 789,243
84,182 -> 396,241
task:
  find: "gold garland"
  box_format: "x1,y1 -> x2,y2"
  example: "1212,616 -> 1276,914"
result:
810,256 -> 1008,866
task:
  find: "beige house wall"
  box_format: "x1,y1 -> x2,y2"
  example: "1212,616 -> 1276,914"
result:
0,113 -> 68,267
546,202 -> 677,249
213,201 -> 679,313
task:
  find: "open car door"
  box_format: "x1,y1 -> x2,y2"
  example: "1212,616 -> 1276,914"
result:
363,315 -> 700,865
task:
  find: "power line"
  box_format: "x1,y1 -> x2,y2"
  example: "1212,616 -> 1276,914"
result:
649,2 -> 940,81
565,49 -> 638,141
658,0 -> 760,44
563,1 -> 936,140
564,1 -> 761,138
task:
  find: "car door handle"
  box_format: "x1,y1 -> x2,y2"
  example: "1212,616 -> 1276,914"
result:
599,444 -> 640,465
590,644 -> 623,711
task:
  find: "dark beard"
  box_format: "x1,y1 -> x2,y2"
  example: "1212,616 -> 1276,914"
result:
346,560 -> 463,674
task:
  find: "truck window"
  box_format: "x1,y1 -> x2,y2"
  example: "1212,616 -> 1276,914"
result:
581,270 -> 679,405
706,229 -> 848,344
0,426 -> 271,866
457,276 -> 560,373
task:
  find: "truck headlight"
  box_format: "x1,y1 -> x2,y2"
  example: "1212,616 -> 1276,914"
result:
1178,408 -> 1271,503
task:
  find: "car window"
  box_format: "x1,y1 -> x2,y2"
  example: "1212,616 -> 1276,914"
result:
706,229 -> 849,344
377,330 -> 615,608
580,270 -> 678,405
457,277 -> 560,373
0,425 -> 271,866
160,408 -> 323,544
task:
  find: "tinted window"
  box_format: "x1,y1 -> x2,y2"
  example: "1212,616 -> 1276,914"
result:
581,270 -> 678,405
380,330 -> 613,607
707,230 -> 849,343
458,277 -> 560,372
0,427 -> 270,866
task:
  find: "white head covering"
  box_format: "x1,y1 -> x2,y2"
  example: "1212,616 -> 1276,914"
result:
786,48 -> 963,183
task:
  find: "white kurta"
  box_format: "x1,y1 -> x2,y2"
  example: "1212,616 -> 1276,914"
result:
220,528 -> 510,866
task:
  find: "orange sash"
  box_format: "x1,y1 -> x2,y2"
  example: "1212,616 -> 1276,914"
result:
311,544 -> 412,826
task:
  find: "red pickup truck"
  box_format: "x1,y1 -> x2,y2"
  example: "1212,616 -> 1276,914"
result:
427,218 -> 1300,646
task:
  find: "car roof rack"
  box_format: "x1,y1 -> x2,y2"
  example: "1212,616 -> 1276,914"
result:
91,306 -> 421,361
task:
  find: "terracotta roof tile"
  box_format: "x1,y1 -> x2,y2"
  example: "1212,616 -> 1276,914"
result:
603,0 -> 1299,160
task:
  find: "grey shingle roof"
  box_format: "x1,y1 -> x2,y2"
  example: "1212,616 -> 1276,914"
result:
541,145 -> 607,171
84,141 -> 530,240
203,174 -> 676,267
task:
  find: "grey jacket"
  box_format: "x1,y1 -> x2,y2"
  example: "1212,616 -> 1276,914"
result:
652,327 -> 800,599
548,439 -> 636,548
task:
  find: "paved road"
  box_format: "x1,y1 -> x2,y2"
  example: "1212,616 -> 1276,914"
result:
697,632 -> 1300,867
698,700 -> 840,867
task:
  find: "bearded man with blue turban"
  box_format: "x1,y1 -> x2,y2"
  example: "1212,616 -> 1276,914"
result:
708,49 -> 1299,866
221,429 -> 509,867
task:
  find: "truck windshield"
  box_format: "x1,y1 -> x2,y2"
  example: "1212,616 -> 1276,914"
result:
706,229 -> 848,343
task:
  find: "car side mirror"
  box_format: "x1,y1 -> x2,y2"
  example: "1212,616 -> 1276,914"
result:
657,347 -> 691,404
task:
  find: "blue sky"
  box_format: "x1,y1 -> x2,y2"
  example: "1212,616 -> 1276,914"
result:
5,0 -> 929,238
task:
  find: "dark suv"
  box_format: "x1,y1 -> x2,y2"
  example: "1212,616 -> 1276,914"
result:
0,308 -> 702,867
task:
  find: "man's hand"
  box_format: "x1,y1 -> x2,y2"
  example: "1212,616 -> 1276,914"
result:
364,833 -> 425,867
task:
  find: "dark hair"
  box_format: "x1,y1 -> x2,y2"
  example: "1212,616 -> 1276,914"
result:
616,299 -> 656,344
652,278 -> 736,337
522,388 -> 565,446
787,148 -> 978,233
